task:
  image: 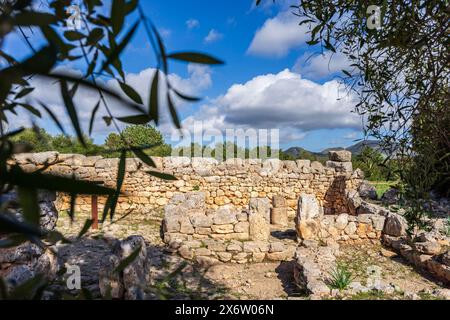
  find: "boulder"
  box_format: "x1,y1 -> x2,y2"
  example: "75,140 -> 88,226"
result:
442,251 -> 450,266
0,242 -> 59,293
328,150 -> 352,162
414,241 -> 442,255
99,236 -> 148,300
358,181 -> 378,200
383,213 -> 408,237
381,188 -> 400,205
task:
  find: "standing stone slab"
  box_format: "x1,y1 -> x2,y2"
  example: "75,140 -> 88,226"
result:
249,198 -> 271,223
271,207 -> 288,227
249,213 -> 270,241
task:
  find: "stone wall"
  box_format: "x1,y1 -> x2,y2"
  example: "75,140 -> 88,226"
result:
162,192 -> 297,265
11,151 -> 362,217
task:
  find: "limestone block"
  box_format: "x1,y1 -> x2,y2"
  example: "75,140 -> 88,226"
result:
234,221 -> 250,233
384,213 -> 408,237
335,214 -> 349,230
271,207 -> 288,226
211,224 -> 234,234
326,161 -> 353,173
297,220 -> 319,240
297,194 -> 323,221
328,150 -> 352,162
272,195 -> 286,208
248,213 -> 270,241
249,197 -> 271,223
190,215 -> 212,228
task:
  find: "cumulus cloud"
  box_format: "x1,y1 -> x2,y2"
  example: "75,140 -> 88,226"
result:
168,69 -> 361,143
6,64 -> 213,138
293,51 -> 352,80
186,19 -> 200,30
247,11 -> 310,57
204,29 -> 223,43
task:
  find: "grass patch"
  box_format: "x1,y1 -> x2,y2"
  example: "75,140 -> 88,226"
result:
327,264 -> 353,290
369,181 -> 396,199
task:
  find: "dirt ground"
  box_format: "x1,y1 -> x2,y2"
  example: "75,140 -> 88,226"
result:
53,211 -> 449,300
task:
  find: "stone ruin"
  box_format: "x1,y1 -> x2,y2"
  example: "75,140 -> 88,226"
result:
162,192 -> 296,265
1,150 -> 449,299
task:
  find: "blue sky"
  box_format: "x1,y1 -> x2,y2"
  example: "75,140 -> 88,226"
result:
4,0 -> 365,152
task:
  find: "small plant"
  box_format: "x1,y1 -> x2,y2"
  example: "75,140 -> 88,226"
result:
192,185 -> 200,191
327,264 -> 353,291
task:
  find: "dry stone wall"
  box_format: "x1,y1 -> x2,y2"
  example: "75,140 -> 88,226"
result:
11,151 -> 362,217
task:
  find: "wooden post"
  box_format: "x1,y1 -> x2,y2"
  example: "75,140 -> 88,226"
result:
91,195 -> 98,230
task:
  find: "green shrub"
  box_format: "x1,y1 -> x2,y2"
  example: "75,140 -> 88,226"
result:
327,264 -> 353,291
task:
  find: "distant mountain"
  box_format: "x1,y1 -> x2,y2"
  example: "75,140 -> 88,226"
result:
283,140 -> 385,160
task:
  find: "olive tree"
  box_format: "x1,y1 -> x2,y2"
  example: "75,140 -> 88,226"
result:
0,0 -> 223,297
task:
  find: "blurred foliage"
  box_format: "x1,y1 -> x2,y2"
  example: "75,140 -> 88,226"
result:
105,125 -> 172,157
0,0 -> 222,299
352,146 -> 399,181
173,142 -> 281,161
258,0 -> 449,232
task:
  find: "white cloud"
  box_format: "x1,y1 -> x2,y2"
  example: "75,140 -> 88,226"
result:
293,51 -> 352,80
186,19 -> 200,30
6,65 -> 213,138
247,11 -> 310,57
204,29 -> 223,43
169,69 -> 361,143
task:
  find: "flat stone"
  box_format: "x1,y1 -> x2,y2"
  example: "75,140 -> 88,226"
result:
328,150 -> 352,162
335,214 -> 349,230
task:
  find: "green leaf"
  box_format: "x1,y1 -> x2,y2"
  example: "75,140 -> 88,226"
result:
119,81 -> 143,104
167,52 -> 224,65
86,28 -> 104,46
116,114 -> 151,125
39,102 -> 66,135
104,151 -> 126,221
64,30 -> 85,41
151,24 -> 168,74
149,70 -> 159,124
132,148 -> 156,168
89,101 -> 101,136
19,103 -> 41,118
17,187 -> 40,226
148,171 -> 177,181
15,87 -> 34,99
77,219 -> 93,239
60,80 -> 86,147
126,0 -> 139,14
111,0 -> 126,35
114,245 -> 142,273
8,274 -> 47,300
13,11 -> 57,26
167,92 -> 181,129
4,165 -> 115,196
172,88 -> 200,102
100,21 -> 139,75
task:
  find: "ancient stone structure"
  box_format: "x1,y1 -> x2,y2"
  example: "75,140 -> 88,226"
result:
99,235 -> 149,300
162,192 -> 296,265
0,190 -> 60,292
11,151 -> 361,217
